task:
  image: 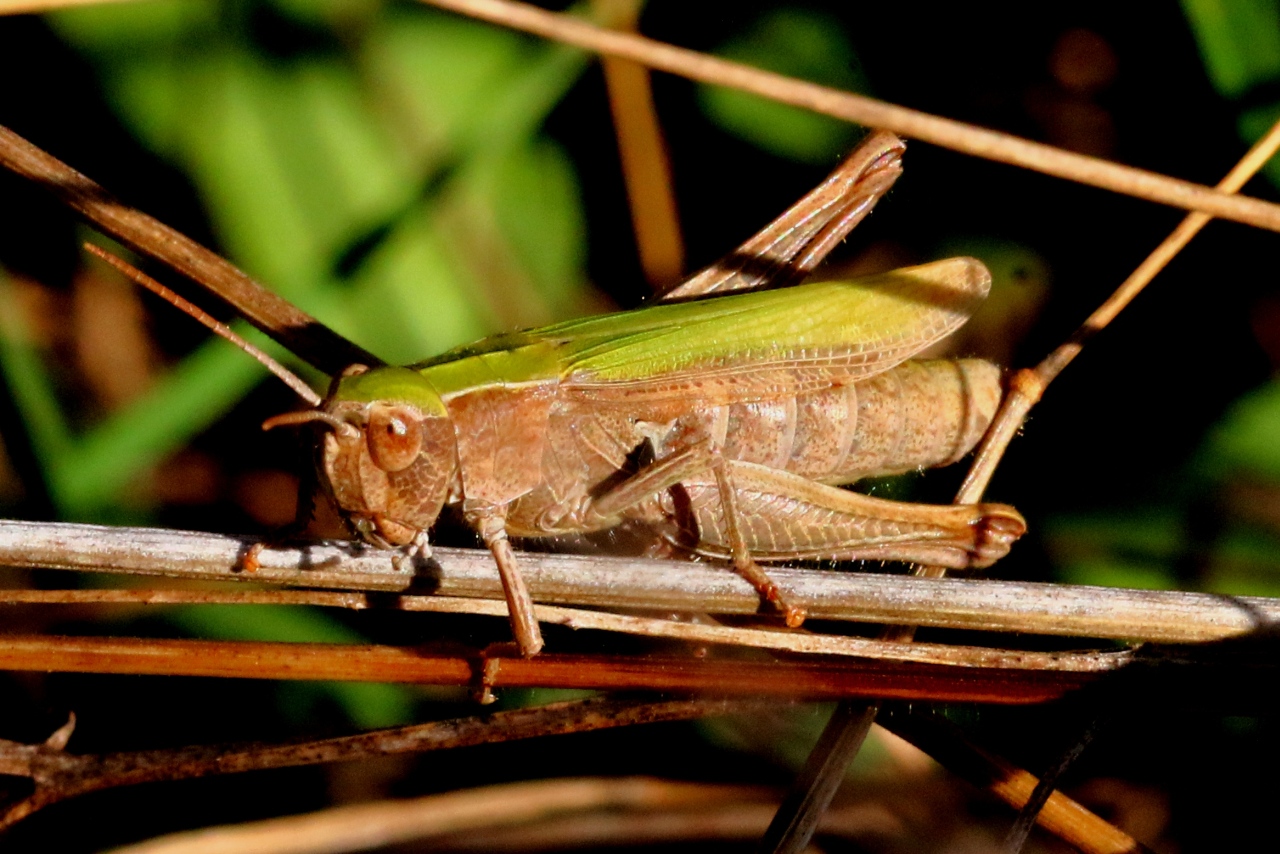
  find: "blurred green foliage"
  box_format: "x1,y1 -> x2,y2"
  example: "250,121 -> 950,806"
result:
0,0 -> 598,727
1183,0 -> 1280,184
1181,0 -> 1280,100
696,7 -> 866,164
0,0 -> 593,524
1046,377 -> 1280,597
1201,379 -> 1280,482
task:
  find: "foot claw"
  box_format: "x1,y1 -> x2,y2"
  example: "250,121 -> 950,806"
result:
471,643 -> 520,704
239,542 -> 265,573
732,558 -> 804,628
970,504 -> 1027,568
782,605 -> 807,628
391,531 -> 433,572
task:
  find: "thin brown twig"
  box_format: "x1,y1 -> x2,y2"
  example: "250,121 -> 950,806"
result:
108,777 -> 776,854
958,117 -> 1280,508
349,792 -> 1135,854
879,712 -> 1156,854
0,696 -> 762,831
418,0 -> 1280,234
592,0 -> 685,287
84,243 -> 323,407
370,802 -> 869,853
760,103 -> 1280,854
0,630 -> 1119,841
110,767 -> 1153,854
0,633 -> 1101,703
0,124 -> 377,375
0,587 -> 1131,672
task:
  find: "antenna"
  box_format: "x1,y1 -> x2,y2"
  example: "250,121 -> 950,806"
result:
84,243 -> 323,408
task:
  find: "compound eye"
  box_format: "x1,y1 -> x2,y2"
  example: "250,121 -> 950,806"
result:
366,405 -> 423,472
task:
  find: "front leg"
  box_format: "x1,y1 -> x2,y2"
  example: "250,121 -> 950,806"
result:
386,525 -> 432,572
465,501 -> 544,657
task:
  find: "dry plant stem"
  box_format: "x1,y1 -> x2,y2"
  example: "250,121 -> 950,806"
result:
419,0 -> 1280,234
881,713 -> 1154,854
326,788 -> 1143,854
764,114 -> 1280,854
886,723 -> 1147,854
756,701 -> 881,854
4,521 -> 1280,644
124,772 -> 1149,854
367,802 -> 877,854
0,634 -> 1097,703
0,124 -> 377,375
231,797 -> 1030,854
114,776 -> 1046,854
0,588 -> 1131,671
0,697 -> 759,831
592,0 -> 684,287
1002,718 -> 1100,854
108,777 -> 776,854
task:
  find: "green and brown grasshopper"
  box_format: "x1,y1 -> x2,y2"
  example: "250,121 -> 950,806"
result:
85,130 -> 1025,657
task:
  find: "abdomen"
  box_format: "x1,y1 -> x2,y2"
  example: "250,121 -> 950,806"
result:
682,358 -> 1002,484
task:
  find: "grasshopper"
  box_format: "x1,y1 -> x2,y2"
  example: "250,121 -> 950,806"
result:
96,131 -> 1026,657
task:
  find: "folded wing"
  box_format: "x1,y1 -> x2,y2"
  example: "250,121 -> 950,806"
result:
555,257 -> 991,404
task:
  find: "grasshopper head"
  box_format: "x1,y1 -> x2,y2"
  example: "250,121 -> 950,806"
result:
89,243 -> 460,550
273,364 -> 459,549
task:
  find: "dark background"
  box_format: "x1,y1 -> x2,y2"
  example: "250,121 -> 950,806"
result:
2,1 -> 1279,850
